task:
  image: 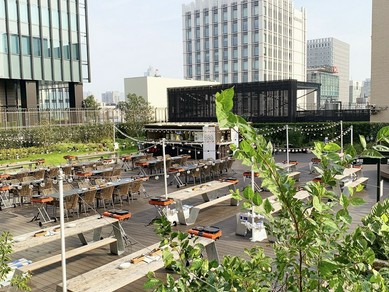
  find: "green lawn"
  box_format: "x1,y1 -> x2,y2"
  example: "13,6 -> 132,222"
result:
0,149 -> 136,167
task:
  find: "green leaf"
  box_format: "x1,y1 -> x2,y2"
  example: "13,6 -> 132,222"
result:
253,193 -> 263,206
313,196 -> 322,212
373,145 -> 389,152
360,149 -> 385,159
323,142 -> 341,152
322,219 -> 339,231
376,126 -> 389,144
319,260 -> 339,276
339,194 -> 349,208
190,258 -> 203,271
143,278 -> 161,289
243,186 -> 254,200
264,199 -> 273,214
359,135 -> 367,150
349,197 -> 365,206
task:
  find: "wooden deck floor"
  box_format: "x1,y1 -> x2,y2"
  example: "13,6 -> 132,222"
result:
1,153 -> 388,292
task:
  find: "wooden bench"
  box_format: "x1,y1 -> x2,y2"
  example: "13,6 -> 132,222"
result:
287,171 -> 301,181
176,194 -> 234,225
344,177 -> 369,189
57,237 -> 219,292
15,237 -> 117,275
12,215 -> 125,255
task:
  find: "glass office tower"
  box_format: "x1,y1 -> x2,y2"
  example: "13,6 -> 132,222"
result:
182,0 -> 307,84
0,0 -> 90,110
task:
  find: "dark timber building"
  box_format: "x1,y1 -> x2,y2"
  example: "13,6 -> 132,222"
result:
167,79 -> 370,123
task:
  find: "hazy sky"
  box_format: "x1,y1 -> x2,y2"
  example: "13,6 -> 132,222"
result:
84,0 -> 372,99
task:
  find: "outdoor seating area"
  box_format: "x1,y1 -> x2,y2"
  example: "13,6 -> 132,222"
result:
1,150 -> 386,291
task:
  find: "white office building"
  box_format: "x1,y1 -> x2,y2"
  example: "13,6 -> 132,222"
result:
307,38 -> 350,106
124,76 -> 219,122
182,0 -> 307,85
349,80 -> 362,105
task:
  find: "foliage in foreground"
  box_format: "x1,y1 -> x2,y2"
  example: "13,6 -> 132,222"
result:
0,232 -> 31,290
145,88 -> 389,291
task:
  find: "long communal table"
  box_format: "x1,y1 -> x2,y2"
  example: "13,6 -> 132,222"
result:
57,236 -> 219,292
150,179 -> 238,225
12,214 -> 125,255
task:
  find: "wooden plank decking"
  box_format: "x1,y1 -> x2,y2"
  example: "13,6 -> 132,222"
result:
0,154 -> 387,292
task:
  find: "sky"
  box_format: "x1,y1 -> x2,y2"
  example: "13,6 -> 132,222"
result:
83,0 -> 372,99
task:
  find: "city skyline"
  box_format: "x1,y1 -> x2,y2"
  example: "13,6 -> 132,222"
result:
84,0 -> 371,99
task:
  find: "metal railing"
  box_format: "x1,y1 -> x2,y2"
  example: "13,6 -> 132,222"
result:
0,108 -> 121,129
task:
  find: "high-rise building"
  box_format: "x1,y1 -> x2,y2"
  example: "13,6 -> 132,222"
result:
0,0 -> 90,110
307,38 -> 349,106
306,66 -> 339,109
371,0 -> 389,122
182,0 -> 307,85
349,80 -> 362,105
101,91 -> 121,104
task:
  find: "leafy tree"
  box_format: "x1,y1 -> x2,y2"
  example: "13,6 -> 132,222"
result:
82,95 -> 100,110
145,88 -> 389,291
117,93 -> 154,137
0,232 -> 31,290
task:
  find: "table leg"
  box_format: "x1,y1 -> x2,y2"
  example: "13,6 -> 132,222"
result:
111,221 -> 125,255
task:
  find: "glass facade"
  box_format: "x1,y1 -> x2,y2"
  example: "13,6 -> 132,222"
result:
0,0 -> 90,109
183,0 -> 307,85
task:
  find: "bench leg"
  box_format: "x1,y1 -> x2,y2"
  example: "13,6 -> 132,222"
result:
205,242 -> 219,263
111,221 -> 125,255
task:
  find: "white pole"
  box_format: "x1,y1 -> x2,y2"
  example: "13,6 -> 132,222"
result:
58,169 -> 67,291
340,120 -> 344,154
113,123 -> 116,147
350,125 -> 353,146
286,125 -> 289,164
162,138 -> 168,199
251,157 -> 255,226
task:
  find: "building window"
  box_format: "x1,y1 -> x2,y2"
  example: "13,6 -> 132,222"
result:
232,3 -> 238,19
223,62 -> 228,73
233,47 -> 238,59
195,52 -> 201,63
232,20 -> 238,33
241,3 -> 248,18
223,48 -> 228,61
213,37 -> 218,49
232,34 -> 238,46
187,41 -> 192,53
242,45 -> 248,58
195,11 -> 200,26
233,60 -> 238,72
212,7 -> 218,22
203,9 -> 209,25
242,19 -> 248,31
223,22 -> 228,34
21,36 -> 30,55
195,27 -> 200,39
8,0 -> 17,20
233,73 -> 238,83
242,59 -> 248,71
253,30 -> 259,43
253,17 -> 259,30
242,33 -> 248,45
253,44 -> 259,56
1,34 -> 8,53
252,1 -> 259,15
242,72 -> 248,82
214,63 -> 219,74
214,50 -> 219,61
204,38 -> 209,50
204,26 -> 209,37
223,35 -> 228,47
10,35 -> 19,54
195,40 -> 200,51
213,24 -> 218,35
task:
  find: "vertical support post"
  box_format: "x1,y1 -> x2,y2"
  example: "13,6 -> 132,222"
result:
377,159 -> 381,202
58,169 -> 67,292
162,138 -> 168,199
350,125 -> 353,146
340,120 -> 344,154
251,157 -> 255,227
286,125 -> 289,164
